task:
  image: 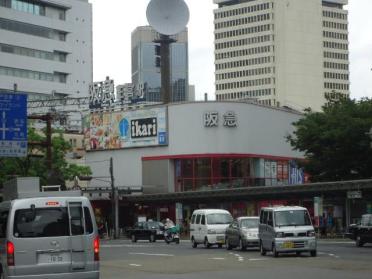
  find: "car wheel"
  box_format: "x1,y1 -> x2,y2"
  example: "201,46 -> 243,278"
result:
310,250 -> 317,257
218,243 -> 223,248
260,241 -> 266,256
226,238 -> 232,250
239,238 -> 246,251
296,251 -> 302,256
192,237 -> 197,248
356,236 -> 364,247
175,238 -> 180,244
149,234 -> 155,243
272,244 -> 279,258
204,238 -> 211,249
131,234 -> 137,243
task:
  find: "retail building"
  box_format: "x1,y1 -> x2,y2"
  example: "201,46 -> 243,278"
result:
84,101 -> 310,224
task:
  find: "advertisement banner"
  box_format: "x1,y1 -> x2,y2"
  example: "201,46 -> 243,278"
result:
289,160 -> 304,185
85,107 -> 167,150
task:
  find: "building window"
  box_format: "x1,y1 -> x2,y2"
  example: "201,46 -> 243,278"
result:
0,18 -> 66,41
0,66 -> 68,83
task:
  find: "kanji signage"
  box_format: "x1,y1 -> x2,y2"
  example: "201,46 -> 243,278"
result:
89,76 -> 115,109
0,93 -> 27,157
204,111 -> 237,128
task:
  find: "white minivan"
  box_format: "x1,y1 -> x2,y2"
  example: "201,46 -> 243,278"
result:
0,194 -> 100,279
259,206 -> 317,257
190,209 -> 233,248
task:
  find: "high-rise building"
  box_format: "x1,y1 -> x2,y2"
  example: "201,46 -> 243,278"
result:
131,26 -> 189,103
213,0 -> 349,111
0,0 -> 92,100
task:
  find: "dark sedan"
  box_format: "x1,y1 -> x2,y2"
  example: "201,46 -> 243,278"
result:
346,214 -> 372,247
127,221 -> 164,242
225,216 -> 259,250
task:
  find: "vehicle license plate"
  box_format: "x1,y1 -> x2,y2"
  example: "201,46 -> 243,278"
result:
38,253 -> 67,264
283,241 -> 294,249
50,254 -> 64,263
217,236 -> 225,243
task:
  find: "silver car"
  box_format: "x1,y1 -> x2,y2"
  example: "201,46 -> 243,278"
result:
0,195 -> 100,279
225,216 -> 259,250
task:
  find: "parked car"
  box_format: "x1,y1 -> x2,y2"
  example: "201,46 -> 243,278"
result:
259,206 -> 317,257
190,209 -> 233,248
345,214 -> 372,247
225,216 -> 259,250
127,221 -> 164,242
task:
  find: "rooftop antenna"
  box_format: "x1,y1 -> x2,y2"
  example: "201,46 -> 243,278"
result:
146,0 -> 189,104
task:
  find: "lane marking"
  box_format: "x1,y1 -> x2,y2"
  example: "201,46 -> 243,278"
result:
129,264 -> 142,267
209,257 -> 226,260
249,258 -> 267,261
129,252 -> 174,257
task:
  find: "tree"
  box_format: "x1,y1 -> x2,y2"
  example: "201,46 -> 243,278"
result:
0,127 -> 91,187
287,97 -> 372,182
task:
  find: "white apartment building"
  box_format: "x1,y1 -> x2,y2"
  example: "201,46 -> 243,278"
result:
0,0 -> 92,100
213,0 -> 349,112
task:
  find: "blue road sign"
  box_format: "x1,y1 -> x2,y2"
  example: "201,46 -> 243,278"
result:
0,93 -> 27,157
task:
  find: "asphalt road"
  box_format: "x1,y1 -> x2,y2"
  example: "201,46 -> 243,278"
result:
100,239 -> 372,279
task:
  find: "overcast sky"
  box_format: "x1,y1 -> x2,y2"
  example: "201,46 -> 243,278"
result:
90,0 -> 372,101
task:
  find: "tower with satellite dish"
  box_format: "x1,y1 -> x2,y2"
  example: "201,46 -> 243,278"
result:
146,0 -> 190,104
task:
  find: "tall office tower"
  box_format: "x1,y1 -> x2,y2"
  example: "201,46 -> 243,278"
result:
0,0 -> 92,100
131,26 -> 189,103
213,0 -> 349,111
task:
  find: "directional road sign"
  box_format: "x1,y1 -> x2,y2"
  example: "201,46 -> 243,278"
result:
0,93 -> 27,157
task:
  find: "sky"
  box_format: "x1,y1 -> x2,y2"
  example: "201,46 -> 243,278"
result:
91,0 -> 372,101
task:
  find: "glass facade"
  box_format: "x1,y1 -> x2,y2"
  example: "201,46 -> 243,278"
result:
1,0 -> 66,19
174,156 -> 292,192
0,18 -> 66,41
0,66 -> 67,83
10,0 -> 45,16
0,43 -> 67,62
132,42 -> 188,103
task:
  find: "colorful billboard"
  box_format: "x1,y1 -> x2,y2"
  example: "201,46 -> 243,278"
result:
84,107 -> 167,150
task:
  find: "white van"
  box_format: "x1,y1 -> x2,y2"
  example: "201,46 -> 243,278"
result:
259,206 -> 317,257
0,194 -> 100,279
190,209 -> 233,248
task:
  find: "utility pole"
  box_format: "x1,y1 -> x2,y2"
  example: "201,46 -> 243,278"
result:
28,113 -> 53,172
109,157 -> 116,238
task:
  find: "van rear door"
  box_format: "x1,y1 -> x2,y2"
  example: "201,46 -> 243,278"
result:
12,205 -> 72,276
68,201 -> 87,272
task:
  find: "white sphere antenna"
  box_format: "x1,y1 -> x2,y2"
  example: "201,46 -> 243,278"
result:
146,0 -> 189,35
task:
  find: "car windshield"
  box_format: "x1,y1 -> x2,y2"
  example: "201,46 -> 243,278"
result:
207,213 -> 233,224
240,218 -> 259,229
361,215 -> 372,226
274,210 -> 311,227
147,221 -> 161,229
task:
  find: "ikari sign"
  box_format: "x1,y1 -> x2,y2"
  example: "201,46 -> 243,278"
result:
85,107 -> 167,150
131,118 -> 157,139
